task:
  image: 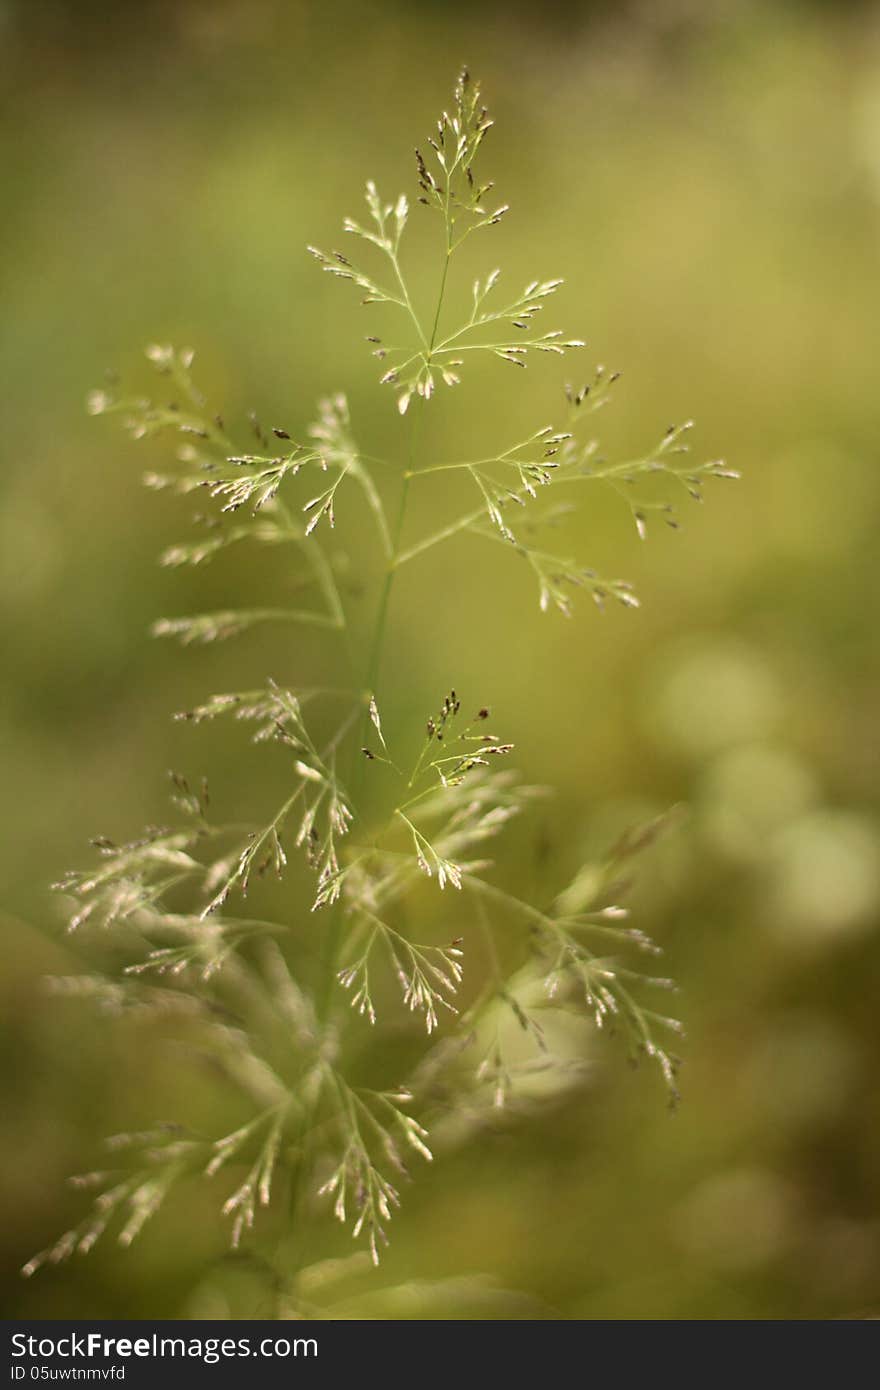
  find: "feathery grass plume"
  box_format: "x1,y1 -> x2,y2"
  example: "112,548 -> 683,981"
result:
34,68 -> 735,1300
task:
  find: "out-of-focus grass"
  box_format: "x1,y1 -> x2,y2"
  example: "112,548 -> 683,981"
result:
2,0 -> 879,1318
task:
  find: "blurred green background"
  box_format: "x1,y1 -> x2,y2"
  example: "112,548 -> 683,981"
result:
2,0 -> 879,1319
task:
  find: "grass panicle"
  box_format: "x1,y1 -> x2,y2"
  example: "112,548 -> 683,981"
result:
33,69 -> 734,1303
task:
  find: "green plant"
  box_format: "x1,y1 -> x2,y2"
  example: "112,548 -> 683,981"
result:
26,70 -> 736,1306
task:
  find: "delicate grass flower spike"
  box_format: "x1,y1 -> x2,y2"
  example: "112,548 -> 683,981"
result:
32,70 -> 735,1303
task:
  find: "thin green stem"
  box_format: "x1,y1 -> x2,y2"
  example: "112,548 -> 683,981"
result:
365,465 -> 413,697
404,439 -> 532,478
388,248 -> 429,351
315,414 -> 419,1037
428,250 -> 451,352
394,501 -> 486,567
296,201 -> 456,1282
314,188 -> 458,1000
464,872 -> 553,930
404,460 -> 486,477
